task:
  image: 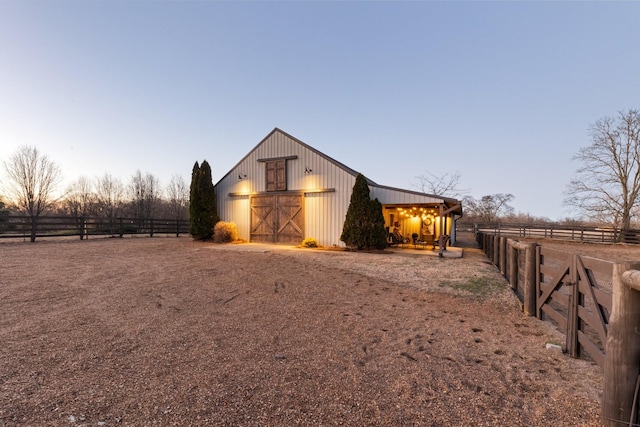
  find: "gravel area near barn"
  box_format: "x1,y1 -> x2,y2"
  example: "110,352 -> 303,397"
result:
0,234 -> 603,426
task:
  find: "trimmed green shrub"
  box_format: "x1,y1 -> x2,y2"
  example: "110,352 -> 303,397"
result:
214,221 -> 238,243
301,237 -> 318,248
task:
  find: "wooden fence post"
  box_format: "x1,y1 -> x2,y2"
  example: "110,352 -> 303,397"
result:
493,235 -> 500,266
509,241 -> 537,316
566,255 -> 580,358
500,236 -> 507,275
508,240 -> 518,291
484,233 -> 490,257
481,233 -> 487,256
602,264 -> 640,427
523,242 -> 537,317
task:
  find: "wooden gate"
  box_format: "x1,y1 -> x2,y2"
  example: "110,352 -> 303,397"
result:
538,247 -> 613,367
250,194 -> 304,244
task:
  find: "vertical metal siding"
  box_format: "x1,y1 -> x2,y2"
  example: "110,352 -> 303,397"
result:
214,130 -> 458,247
215,130 -> 357,247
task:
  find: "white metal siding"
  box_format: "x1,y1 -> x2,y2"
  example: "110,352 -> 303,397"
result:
215,129 -> 459,247
215,130 -> 357,247
304,192 -> 345,247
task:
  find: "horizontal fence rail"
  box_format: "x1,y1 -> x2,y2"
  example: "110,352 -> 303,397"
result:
477,231 -> 640,426
0,215 -> 189,241
469,222 -> 640,244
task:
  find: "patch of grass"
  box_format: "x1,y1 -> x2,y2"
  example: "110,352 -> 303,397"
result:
439,276 -> 504,296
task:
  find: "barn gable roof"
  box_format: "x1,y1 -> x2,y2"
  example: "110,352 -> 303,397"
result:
215,127 -> 461,214
214,127 -> 377,186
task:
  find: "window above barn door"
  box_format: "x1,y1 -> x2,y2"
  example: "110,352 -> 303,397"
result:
266,159 -> 286,191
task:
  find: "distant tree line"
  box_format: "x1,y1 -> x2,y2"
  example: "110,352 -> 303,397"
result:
5,109 -> 640,242
0,146 -> 189,241
417,109 -> 640,234
61,171 -> 189,224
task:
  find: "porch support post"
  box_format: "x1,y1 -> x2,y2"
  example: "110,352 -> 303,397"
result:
438,205 -> 445,257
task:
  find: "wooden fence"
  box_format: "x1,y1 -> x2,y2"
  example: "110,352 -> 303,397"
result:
0,215 -> 189,241
471,222 -> 640,244
477,232 -> 640,426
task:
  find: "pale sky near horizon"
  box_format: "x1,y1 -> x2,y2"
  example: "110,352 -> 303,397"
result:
1,1 -> 639,220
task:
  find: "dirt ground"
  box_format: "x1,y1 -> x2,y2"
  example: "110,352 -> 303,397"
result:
0,233 -> 604,426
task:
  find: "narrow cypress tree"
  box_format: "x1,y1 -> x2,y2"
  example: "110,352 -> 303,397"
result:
0,200 -> 8,233
199,160 -> 219,234
189,160 -> 219,240
341,173 -> 385,250
368,198 -> 388,250
189,161 -> 203,238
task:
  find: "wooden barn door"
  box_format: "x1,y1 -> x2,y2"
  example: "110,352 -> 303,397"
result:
275,194 -> 304,244
250,194 -> 304,244
250,195 -> 276,243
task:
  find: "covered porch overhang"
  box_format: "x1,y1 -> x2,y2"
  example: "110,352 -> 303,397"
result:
382,201 -> 463,246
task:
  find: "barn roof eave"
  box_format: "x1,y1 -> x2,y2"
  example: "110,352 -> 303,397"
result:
214,128 -> 378,187
371,183 -> 463,215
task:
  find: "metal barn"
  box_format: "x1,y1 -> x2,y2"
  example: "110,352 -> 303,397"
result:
214,128 -> 463,247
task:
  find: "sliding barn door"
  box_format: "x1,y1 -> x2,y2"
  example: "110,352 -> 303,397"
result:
250,194 -> 304,244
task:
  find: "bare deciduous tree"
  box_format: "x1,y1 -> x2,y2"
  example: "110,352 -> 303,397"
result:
94,173 -> 125,231
414,171 -> 468,199
166,174 -> 188,221
128,170 -> 160,222
565,110 -> 640,235
3,146 -> 62,241
64,176 -> 94,221
463,193 -> 515,223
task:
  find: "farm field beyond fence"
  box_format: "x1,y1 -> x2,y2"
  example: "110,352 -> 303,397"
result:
0,237 -> 602,426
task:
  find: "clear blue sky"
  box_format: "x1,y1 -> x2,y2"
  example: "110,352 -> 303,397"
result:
1,1 -> 639,220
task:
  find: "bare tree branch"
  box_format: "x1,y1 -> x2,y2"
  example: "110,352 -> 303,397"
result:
413,171 -> 468,199
464,193 -> 515,223
166,174 -> 188,221
94,173 -> 125,228
565,109 -> 640,230
64,176 -> 94,220
2,146 -> 62,241
128,171 -> 160,222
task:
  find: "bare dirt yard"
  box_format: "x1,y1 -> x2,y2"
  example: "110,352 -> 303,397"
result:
0,233 -> 604,426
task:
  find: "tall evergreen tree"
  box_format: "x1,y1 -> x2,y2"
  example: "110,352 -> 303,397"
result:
368,198 -> 388,250
199,160 -> 219,230
189,161 -> 202,238
341,173 -> 387,250
0,199 -> 9,232
189,160 -> 219,240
